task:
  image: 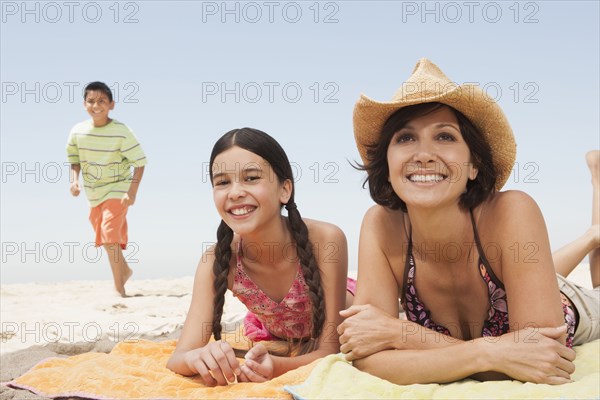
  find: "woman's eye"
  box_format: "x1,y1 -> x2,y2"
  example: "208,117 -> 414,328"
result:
437,133 -> 456,142
214,179 -> 229,186
245,175 -> 260,182
394,133 -> 414,143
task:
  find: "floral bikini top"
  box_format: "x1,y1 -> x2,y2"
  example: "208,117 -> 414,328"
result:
231,242 -> 313,340
400,211 -> 576,348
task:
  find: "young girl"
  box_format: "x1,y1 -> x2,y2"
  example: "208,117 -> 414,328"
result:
337,58 -> 599,385
167,128 -> 353,385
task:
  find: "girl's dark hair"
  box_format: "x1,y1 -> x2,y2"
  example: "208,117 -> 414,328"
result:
84,81 -> 113,102
208,128 -> 325,348
359,102 -> 497,211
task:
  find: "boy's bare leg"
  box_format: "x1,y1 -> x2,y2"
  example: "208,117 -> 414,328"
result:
104,243 -> 132,297
587,151 -> 600,287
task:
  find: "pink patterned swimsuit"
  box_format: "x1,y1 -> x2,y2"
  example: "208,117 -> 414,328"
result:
232,241 -> 356,341
400,211 -> 576,348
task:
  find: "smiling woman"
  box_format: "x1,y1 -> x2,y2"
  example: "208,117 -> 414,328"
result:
338,58 -> 600,385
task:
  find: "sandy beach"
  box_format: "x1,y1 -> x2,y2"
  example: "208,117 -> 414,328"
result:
0,265 -> 594,399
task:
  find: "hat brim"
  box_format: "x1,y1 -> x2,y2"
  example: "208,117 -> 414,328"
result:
353,84 -> 516,191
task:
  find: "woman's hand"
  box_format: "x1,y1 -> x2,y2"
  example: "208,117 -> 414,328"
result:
238,343 -> 274,382
183,341 -> 241,386
338,304 -> 399,361
492,325 -> 576,384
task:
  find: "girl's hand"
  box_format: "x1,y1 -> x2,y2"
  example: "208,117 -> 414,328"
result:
493,325 -> 576,384
238,343 -> 274,382
183,341 -> 241,386
338,304 -> 398,361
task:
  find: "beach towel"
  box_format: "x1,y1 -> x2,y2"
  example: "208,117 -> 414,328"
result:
5,329 -> 317,400
285,339 -> 600,399
7,334 -> 599,399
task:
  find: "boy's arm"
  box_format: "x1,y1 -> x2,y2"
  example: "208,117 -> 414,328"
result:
122,166 -> 145,207
70,164 -> 81,197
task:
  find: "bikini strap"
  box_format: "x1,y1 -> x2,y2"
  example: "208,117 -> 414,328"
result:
236,238 -> 243,269
469,209 -> 504,288
400,224 -> 413,302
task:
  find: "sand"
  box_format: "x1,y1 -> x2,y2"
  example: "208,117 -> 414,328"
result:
0,276 -> 247,399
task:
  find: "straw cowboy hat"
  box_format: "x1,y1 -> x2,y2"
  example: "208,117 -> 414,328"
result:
353,58 -> 517,190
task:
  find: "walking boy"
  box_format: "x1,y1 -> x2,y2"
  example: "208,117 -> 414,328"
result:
67,81 -> 147,297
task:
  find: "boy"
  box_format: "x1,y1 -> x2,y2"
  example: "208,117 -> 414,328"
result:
67,81 -> 147,297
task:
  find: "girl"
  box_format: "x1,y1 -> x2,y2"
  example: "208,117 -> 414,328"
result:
337,58 -> 599,385
167,128 -> 353,385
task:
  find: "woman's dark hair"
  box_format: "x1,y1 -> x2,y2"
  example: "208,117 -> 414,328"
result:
359,102 -> 497,212
84,81 -> 113,102
208,128 -> 325,348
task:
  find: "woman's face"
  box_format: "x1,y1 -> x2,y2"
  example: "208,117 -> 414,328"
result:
386,106 -> 478,211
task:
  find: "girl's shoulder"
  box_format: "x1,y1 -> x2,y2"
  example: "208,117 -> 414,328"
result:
302,218 -> 346,244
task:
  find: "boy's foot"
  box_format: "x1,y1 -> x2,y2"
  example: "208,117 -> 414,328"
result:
116,285 -> 127,297
586,150 -> 599,187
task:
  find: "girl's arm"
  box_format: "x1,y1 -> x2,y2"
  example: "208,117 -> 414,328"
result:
275,222 -> 349,375
166,248 -> 242,386
242,222 -> 349,379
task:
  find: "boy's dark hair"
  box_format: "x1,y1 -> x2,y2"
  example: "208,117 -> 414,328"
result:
359,102 -> 497,211
209,128 -> 325,351
84,81 -> 113,102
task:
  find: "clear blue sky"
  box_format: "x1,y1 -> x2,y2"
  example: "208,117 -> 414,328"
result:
1,1 -> 599,283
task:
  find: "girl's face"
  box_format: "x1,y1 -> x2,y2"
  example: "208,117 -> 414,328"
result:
211,146 -> 292,235
386,106 -> 478,210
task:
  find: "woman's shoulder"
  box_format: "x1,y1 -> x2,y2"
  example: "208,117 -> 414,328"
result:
477,190 -> 545,239
481,190 -> 541,219
361,204 -> 406,233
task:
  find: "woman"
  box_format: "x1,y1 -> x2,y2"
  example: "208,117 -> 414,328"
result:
337,58 -> 599,385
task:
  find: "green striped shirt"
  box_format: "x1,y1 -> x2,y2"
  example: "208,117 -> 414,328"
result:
67,119 -> 147,207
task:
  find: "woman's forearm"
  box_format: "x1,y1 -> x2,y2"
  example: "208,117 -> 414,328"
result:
353,339 -> 491,385
393,320 -> 462,350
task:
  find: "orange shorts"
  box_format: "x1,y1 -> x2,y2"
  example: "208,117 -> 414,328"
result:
89,199 -> 128,249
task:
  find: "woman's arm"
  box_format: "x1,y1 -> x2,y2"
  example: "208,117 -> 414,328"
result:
354,325 -> 574,385
490,191 -> 566,337
340,206 -> 460,357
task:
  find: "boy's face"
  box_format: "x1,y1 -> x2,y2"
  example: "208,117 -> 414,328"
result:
84,90 -> 115,127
